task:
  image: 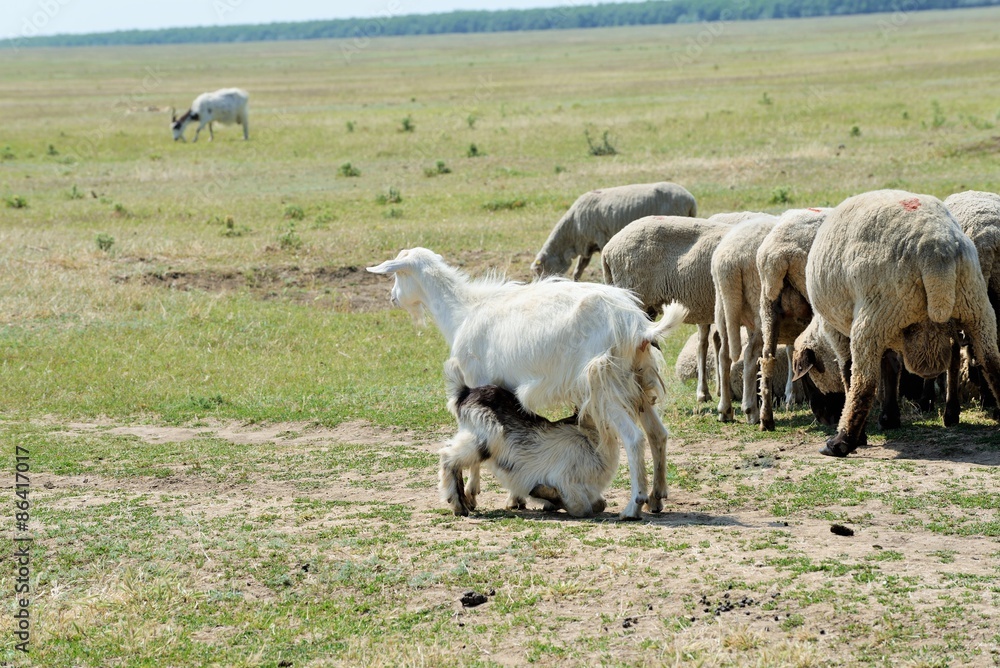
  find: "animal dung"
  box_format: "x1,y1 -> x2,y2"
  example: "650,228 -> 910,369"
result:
460,590 -> 489,608
830,523 -> 854,536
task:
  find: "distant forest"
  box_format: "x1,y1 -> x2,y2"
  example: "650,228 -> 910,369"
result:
6,0 -> 999,48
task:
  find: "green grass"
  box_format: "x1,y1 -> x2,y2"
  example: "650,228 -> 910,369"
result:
2,8 -> 1000,667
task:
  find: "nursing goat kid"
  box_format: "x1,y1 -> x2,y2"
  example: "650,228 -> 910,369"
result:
367,248 -> 687,520
439,359 -> 616,517
171,88 -> 249,142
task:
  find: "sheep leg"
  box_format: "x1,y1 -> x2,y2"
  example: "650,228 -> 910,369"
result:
878,351 -> 901,430
821,326 -> 882,457
961,310 -> 1000,419
943,337 -> 961,427
638,399 -> 669,513
695,323 -> 713,403
716,299 -> 735,422
759,298 -> 781,431
742,328 -> 763,424
242,117 -> 249,140
572,250 -> 594,281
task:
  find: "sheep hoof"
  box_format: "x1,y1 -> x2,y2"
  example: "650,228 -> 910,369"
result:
943,406 -> 960,427
718,410 -> 733,423
591,498 -> 607,514
697,391 -> 712,403
645,497 -> 663,513
878,409 -> 901,430
820,432 -> 862,458
760,416 -> 776,432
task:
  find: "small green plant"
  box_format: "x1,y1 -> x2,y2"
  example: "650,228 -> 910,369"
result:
283,204 -> 305,220
47,144 -> 59,156
902,110 -> 910,120
339,162 -> 361,177
770,186 -> 793,205
112,202 -> 129,217
67,184 -> 84,200
278,221 -> 302,250
585,129 -> 617,156
466,114 -> 478,129
760,91 -> 773,105
383,208 -> 403,219
554,165 -> 566,174
5,195 -> 28,209
314,210 -> 336,226
95,233 -> 115,252
467,143 -> 484,158
1,146 -> 14,160
424,160 -> 451,177
400,115 -> 415,132
483,198 -> 527,211
346,120 -> 355,133
850,125 -> 862,137
220,216 -> 250,237
931,100 -> 946,128
375,187 -> 403,205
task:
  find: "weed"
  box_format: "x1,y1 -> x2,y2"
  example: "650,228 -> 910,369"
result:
850,125 -> 862,137
221,217 -> 250,237
375,187 -> 403,205
95,233 -> 115,252
346,120 -> 355,132
278,222 -> 303,250
67,184 -> 84,200
5,195 -> 28,209
1,145 -> 14,160
554,165 -> 566,174
760,91 -> 773,105
383,208 -> 403,219
112,202 -> 130,217
400,115 -> 415,132
47,143 -> 59,156
283,204 -> 305,220
314,210 -> 336,226
467,143 -> 484,157
770,186 -> 793,205
467,113 -> 478,129
483,197 -> 526,211
339,162 -> 361,177
931,100 -> 946,128
585,129 -> 617,156
424,160 -> 451,177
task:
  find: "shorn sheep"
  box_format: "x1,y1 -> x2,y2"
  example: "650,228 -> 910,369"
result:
806,189 -> 1000,457
754,207 -> 831,430
438,359 -> 617,517
532,182 -> 697,280
171,88 -> 249,142
367,247 -> 688,519
602,212 -> 772,405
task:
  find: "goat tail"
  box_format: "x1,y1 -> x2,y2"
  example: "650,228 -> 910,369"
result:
580,353 -> 630,450
442,357 -> 469,418
647,301 -> 688,342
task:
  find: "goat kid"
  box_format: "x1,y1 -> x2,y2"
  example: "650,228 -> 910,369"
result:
439,359 -> 616,517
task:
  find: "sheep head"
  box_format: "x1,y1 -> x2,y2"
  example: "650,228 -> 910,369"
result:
531,247 -> 574,278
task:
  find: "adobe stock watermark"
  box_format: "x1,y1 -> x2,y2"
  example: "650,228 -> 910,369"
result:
672,0 -> 754,71
341,1 -> 403,64
5,0 -> 73,53
876,0 -> 919,37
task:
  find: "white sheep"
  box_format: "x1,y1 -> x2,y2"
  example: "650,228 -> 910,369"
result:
789,313 -> 847,427
171,88 -> 249,142
438,359 -> 617,518
602,213 -> 772,405
806,189 -> 1000,456
754,207 -> 831,430
532,182 -> 697,280
367,247 -> 688,519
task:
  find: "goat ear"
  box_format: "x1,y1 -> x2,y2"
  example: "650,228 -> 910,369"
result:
791,348 -> 816,381
170,107 -> 176,122
367,258 -> 409,274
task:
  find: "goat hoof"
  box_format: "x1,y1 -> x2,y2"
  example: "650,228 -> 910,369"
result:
820,432 -> 862,458
943,407 -> 960,427
697,391 -> 712,403
760,417 -> 775,432
717,411 -> 733,423
645,497 -> 664,513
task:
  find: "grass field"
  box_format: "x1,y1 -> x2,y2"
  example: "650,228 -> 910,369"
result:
2,7 -> 1000,667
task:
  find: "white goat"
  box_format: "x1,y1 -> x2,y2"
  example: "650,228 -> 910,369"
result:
439,359 -> 617,518
171,88 -> 249,142
367,248 -> 687,520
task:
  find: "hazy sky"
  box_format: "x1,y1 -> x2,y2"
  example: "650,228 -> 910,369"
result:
3,0 -> 581,39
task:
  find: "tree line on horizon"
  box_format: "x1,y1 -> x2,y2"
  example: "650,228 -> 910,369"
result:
6,0 -> 999,48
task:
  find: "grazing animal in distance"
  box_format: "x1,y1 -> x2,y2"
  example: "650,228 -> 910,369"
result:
171,88 -> 249,142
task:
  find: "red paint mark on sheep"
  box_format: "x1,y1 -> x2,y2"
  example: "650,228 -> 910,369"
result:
900,198 -> 921,211
808,207 -> 822,212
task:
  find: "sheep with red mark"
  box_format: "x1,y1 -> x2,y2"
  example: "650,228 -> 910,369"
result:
367,247 -> 687,519
806,190 -> 1000,457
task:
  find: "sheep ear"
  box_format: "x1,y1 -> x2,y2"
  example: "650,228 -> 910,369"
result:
189,112 -> 200,121
367,258 -> 409,274
791,348 -> 816,381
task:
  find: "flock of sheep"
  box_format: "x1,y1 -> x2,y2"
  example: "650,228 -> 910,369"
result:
369,182 -> 1000,521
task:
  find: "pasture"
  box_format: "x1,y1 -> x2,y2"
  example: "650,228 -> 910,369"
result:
1,7 -> 1000,666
